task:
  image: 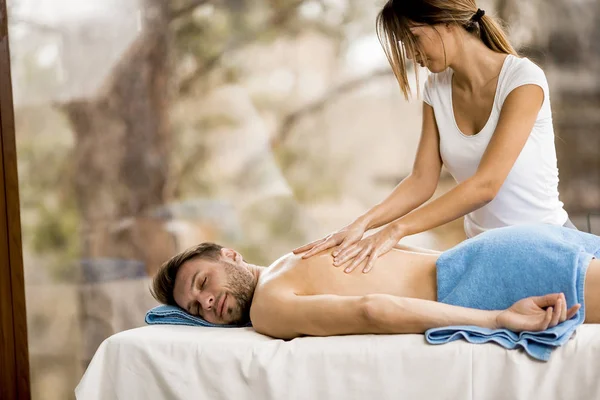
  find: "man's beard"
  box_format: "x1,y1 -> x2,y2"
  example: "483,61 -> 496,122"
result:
221,260 -> 256,325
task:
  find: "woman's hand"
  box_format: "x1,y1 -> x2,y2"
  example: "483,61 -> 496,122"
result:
496,293 -> 580,332
332,225 -> 403,274
292,221 -> 368,259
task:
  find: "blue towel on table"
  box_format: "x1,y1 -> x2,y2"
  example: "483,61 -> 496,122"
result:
426,224 -> 600,361
145,304 -> 252,328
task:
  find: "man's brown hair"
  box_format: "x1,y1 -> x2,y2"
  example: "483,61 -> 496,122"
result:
151,242 -> 223,306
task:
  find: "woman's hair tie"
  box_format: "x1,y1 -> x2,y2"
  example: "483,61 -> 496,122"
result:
471,8 -> 485,23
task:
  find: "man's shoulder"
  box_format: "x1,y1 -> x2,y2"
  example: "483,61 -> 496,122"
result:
259,252 -> 301,286
259,249 -> 334,285
250,254 -> 297,324
250,249 -> 337,334
250,270 -> 297,337
267,251 -> 301,269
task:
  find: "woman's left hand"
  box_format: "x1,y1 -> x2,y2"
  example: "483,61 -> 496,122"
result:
332,225 -> 404,274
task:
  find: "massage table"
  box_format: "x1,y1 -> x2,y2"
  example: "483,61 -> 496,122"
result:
75,324 -> 600,399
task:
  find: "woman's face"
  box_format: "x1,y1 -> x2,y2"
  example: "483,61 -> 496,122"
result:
405,24 -> 455,73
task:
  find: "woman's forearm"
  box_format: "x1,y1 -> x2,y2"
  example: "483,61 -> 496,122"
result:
368,294 -> 499,334
390,177 -> 493,238
358,174 -> 437,231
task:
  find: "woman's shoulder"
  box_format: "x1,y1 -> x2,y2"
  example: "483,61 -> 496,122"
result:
497,54 -> 550,106
502,55 -> 548,85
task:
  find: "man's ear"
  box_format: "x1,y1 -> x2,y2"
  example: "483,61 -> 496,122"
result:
220,247 -> 241,262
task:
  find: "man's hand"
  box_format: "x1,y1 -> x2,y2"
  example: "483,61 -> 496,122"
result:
496,293 -> 581,332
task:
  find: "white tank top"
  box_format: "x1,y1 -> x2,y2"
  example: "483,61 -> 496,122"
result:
423,54 -> 568,238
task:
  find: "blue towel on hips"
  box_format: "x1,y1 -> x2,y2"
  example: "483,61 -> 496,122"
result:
145,304 -> 252,328
425,224 -> 600,361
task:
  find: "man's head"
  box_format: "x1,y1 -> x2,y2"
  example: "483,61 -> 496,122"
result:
151,243 -> 257,325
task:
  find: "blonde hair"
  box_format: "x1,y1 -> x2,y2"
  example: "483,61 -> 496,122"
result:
376,0 -> 518,99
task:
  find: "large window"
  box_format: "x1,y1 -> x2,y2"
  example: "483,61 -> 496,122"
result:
4,0 -> 599,398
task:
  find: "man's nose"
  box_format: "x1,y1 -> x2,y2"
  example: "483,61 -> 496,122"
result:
198,292 -> 215,311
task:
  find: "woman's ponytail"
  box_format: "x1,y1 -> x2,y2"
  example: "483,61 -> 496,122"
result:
477,14 -> 518,56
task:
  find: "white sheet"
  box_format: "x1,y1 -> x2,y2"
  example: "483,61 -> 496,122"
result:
76,324 -> 600,400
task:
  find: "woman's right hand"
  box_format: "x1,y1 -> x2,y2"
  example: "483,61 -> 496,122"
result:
292,221 -> 367,259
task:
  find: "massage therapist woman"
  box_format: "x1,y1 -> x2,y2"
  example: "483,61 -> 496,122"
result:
294,0 -> 575,272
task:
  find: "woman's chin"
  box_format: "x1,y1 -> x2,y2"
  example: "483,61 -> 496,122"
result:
426,63 -> 446,73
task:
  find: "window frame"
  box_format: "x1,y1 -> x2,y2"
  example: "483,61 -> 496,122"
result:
0,0 -> 31,398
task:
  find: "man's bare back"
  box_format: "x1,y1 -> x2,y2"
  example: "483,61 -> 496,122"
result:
255,245 -> 438,302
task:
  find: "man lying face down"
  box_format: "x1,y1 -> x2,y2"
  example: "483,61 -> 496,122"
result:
151,224 -> 600,340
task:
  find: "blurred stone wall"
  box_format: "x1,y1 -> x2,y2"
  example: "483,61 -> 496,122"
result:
501,0 -> 600,227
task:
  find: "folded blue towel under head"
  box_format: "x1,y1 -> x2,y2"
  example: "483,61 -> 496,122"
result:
426,224 -> 600,361
145,304 -> 251,328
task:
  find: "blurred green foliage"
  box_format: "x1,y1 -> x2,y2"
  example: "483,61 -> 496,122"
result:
16,107 -> 80,281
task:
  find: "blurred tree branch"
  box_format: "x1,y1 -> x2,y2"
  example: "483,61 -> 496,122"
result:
170,0 -> 216,21
273,67 -> 394,147
177,0 -> 305,95
166,142 -> 209,199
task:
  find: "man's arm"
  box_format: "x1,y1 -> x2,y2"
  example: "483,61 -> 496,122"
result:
253,293 -> 497,339
252,293 -> 571,340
